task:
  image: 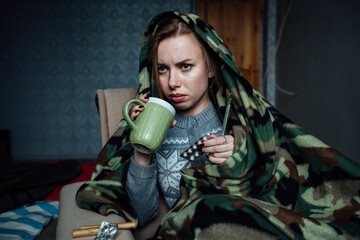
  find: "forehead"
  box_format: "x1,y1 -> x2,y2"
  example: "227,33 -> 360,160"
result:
157,33 -> 204,62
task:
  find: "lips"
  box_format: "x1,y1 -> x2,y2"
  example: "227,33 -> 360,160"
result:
170,93 -> 186,103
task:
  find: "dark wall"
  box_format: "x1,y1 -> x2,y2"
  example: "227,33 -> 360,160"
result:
276,0 -> 360,161
0,0 -> 193,160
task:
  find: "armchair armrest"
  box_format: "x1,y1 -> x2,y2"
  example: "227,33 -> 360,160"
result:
56,182 -> 135,240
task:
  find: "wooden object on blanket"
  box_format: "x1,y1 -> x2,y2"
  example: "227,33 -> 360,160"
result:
79,222 -> 136,230
73,222 -> 136,238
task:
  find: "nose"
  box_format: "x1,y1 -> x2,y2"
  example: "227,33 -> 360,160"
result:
168,70 -> 181,89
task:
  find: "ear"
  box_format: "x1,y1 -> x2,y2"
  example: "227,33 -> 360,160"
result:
208,69 -> 214,79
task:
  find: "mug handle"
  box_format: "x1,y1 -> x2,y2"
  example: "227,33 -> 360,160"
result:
122,99 -> 146,130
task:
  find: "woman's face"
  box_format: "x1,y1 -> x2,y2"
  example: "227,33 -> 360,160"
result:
157,33 -> 213,116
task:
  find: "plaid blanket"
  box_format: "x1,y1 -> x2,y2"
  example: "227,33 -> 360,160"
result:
76,12 -> 360,239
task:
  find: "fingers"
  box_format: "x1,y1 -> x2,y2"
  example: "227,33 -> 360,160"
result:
130,105 -> 144,121
207,155 -> 229,164
202,134 -> 234,164
202,134 -> 233,151
129,93 -> 148,121
171,119 -> 177,128
139,92 -> 149,103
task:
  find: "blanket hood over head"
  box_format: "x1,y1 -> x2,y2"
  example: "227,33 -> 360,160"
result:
76,12 -> 360,239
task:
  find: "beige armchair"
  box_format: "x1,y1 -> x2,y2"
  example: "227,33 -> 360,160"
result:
56,88 -> 168,240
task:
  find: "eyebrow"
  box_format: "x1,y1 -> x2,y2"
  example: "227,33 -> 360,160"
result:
157,58 -> 194,65
177,58 -> 193,63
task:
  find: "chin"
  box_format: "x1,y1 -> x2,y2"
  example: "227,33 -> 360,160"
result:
172,102 -> 188,111
172,102 -> 187,109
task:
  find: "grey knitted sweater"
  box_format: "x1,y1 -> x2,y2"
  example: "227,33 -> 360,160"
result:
126,102 -> 222,226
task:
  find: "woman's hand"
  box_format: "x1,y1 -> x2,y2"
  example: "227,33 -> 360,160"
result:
130,93 -> 149,121
202,134 -> 234,164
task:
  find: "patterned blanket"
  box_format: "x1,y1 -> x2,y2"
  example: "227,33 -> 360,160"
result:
76,12 -> 360,239
0,201 -> 58,240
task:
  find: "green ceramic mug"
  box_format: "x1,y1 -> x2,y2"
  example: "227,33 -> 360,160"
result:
122,97 -> 176,154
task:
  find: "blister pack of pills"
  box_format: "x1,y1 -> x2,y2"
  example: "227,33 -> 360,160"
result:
180,135 -> 214,161
94,221 -> 118,240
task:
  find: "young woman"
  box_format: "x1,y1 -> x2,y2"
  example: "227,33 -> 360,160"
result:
77,12 -> 360,239
126,16 -> 235,226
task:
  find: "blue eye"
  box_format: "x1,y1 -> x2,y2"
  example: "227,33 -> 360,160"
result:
158,66 -> 167,73
182,64 -> 192,70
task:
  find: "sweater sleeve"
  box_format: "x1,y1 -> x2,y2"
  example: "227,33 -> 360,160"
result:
126,155 -> 158,226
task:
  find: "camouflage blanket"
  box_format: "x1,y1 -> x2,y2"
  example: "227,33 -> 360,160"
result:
76,12 -> 360,239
